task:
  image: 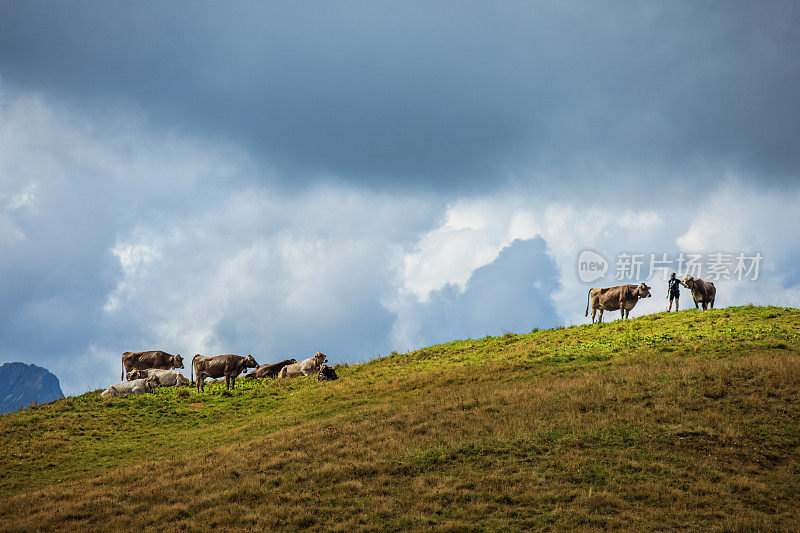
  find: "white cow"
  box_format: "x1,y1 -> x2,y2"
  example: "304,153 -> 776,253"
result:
127,368 -> 190,387
277,351 -> 328,379
100,377 -> 159,399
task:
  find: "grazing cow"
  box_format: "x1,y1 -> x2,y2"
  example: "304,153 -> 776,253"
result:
191,354 -> 259,393
122,351 -> 184,380
127,369 -> 190,387
585,283 -> 652,323
278,351 -> 327,379
682,275 -> 716,310
101,377 -> 159,399
317,364 -> 338,381
245,359 -> 297,379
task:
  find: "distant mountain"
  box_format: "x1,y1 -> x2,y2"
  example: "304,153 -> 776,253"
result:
0,362 -> 64,415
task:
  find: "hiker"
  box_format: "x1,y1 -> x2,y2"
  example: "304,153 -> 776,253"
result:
667,272 -> 681,312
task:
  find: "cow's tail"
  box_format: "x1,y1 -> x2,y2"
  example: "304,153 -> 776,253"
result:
585,288 -> 592,317
190,354 -> 199,384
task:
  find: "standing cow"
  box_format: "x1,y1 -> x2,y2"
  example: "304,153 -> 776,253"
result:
122,351 -> 184,380
681,275 -> 716,310
585,283 -> 652,323
191,354 -> 259,393
278,351 -> 327,379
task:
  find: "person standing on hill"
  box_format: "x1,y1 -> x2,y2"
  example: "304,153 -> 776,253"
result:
667,272 -> 681,312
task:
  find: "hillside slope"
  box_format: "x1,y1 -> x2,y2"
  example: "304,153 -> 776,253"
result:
0,306 -> 798,531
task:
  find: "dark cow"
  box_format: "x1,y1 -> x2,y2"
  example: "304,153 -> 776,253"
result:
317,364 -> 338,381
245,359 -> 297,379
121,351 -> 184,380
681,275 -> 716,310
191,354 -> 259,393
585,283 -> 652,323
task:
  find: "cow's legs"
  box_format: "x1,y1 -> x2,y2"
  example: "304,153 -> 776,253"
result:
694,300 -> 699,309
598,309 -> 604,323
710,299 -> 715,309
591,307 -> 597,323
702,302 -> 708,310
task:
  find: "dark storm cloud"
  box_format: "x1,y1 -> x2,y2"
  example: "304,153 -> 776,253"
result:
2,1 -> 798,190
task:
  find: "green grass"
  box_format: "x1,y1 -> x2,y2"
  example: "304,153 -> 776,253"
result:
1,305 -> 799,531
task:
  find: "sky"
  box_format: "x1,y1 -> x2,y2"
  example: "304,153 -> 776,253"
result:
1,1 -> 799,395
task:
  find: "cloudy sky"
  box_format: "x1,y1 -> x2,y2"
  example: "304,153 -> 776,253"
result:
1,2 -> 799,394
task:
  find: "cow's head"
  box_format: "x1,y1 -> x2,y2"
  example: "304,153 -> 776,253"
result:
681,275 -> 695,289
244,354 -> 259,368
314,351 -> 328,365
172,354 -> 185,369
145,376 -> 160,392
127,369 -> 144,380
637,283 -> 652,299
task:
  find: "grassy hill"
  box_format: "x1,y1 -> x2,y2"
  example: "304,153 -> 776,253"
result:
1,305 -> 799,531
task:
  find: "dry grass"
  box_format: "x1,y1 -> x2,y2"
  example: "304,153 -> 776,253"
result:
0,306 -> 799,531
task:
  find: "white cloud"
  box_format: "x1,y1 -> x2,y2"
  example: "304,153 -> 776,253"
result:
0,184 -> 37,246
619,209 -> 661,229
400,196 -> 542,301
101,185 -> 437,367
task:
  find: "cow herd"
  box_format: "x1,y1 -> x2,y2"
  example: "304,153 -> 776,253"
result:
101,274 -> 718,398
586,274 -> 717,323
101,350 -> 337,399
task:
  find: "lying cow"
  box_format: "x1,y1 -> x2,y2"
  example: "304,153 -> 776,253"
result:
278,351 -> 327,379
191,353 -> 259,393
585,282 -> 652,323
127,369 -> 190,387
101,376 -> 159,399
317,364 -> 338,381
122,350 -> 184,380
682,275 -> 716,310
245,358 -> 297,379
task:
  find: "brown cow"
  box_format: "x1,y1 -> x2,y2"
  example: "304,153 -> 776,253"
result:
121,351 -> 184,380
244,359 -> 297,379
585,283 -> 652,323
681,275 -> 716,310
191,354 -> 259,393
